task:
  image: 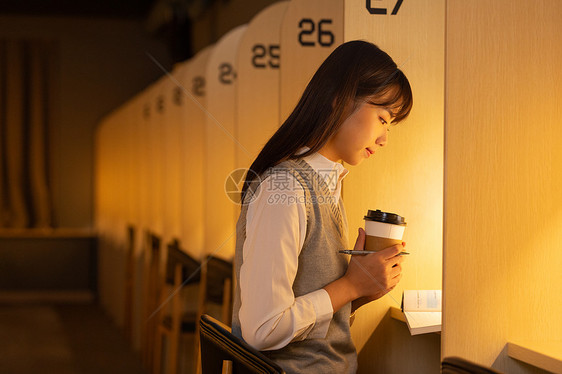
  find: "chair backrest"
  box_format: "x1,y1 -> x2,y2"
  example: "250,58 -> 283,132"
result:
146,231 -> 162,262
442,357 -> 504,374
124,225 -> 136,342
204,256 -> 233,304
142,231 -> 162,369
165,239 -> 201,285
199,314 -> 285,374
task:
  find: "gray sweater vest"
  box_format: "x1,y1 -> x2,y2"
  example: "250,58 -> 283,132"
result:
232,159 -> 357,374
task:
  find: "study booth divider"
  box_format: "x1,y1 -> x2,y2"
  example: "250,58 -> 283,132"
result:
145,78 -> 166,241
204,25 -> 247,261
179,46 -> 213,262
342,1 -> 445,373
278,0 -> 444,372
279,0 -> 344,122
443,1 -> 562,373
235,1 -> 289,170
162,63 -> 186,248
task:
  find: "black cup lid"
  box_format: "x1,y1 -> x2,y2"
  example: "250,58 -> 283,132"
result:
364,209 -> 406,225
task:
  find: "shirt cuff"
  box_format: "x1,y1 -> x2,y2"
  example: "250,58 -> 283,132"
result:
306,288 -> 334,339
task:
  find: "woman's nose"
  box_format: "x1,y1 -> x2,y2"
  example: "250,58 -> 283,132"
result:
376,129 -> 388,147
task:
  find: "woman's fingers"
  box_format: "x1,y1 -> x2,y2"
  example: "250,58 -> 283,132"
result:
353,227 -> 366,251
346,240 -> 406,298
380,244 -> 404,260
390,264 -> 402,278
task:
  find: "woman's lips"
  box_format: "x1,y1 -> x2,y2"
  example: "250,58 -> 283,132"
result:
366,147 -> 375,155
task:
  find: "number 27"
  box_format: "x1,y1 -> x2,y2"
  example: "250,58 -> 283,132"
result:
366,0 -> 403,15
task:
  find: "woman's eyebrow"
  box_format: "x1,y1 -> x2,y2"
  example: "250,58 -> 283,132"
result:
365,102 -> 396,121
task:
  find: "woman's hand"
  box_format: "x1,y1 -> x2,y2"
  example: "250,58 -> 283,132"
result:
346,228 -> 404,298
323,228 -> 405,312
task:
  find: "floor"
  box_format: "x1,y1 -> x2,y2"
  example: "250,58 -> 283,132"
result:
0,303 -> 147,374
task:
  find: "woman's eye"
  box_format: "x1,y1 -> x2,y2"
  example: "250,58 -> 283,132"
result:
379,117 -> 391,132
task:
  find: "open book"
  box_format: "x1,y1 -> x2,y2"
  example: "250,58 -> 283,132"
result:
401,290 -> 442,335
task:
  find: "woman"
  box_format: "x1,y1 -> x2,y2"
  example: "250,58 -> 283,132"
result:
232,40 -> 413,373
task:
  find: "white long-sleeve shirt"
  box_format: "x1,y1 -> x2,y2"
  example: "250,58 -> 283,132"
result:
238,149 -> 348,351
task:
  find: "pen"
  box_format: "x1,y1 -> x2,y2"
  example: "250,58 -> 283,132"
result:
338,250 -> 409,256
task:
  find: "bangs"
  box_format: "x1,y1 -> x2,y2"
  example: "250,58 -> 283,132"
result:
365,69 -> 413,124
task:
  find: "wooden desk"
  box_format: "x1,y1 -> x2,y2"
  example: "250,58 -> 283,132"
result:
507,341 -> 562,374
389,307 -> 441,335
390,306 -> 407,323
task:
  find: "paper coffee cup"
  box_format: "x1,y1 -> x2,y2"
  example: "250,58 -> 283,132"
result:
364,210 -> 406,251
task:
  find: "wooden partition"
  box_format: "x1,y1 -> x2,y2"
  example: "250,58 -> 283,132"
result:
151,76 -> 175,250
145,78 -> 166,238
127,92 -> 145,352
443,1 -> 562,372
279,0 -> 443,372
136,88 -> 150,250
204,25 -> 247,260
179,46 -> 213,260
133,88 -> 153,353
120,97 -> 137,334
161,64 -> 186,244
236,1 -> 288,170
341,1 -> 445,373
279,0 -> 343,122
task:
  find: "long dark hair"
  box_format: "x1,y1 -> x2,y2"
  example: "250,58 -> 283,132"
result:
242,40 -> 413,198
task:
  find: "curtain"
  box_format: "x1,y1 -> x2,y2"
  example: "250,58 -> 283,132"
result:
0,39 -> 57,229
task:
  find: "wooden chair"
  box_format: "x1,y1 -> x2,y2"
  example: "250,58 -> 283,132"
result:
199,314 -> 285,374
142,232 -> 163,371
151,242 -> 234,374
154,239 -> 201,374
196,255 -> 234,328
194,255 -> 234,374
124,225 -> 136,344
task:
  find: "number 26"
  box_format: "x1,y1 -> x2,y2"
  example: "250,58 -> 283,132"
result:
298,19 -> 334,47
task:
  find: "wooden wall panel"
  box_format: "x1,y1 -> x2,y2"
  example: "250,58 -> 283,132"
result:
179,45 -> 213,259
137,89 -> 151,242
279,0 -> 343,122
205,26 -> 247,260
127,92 -> 145,351
135,88 -> 155,352
145,79 -> 166,237
151,77 -> 175,246
236,1 -> 288,171
123,94 -> 141,238
444,1 -> 562,372
342,2 -> 445,373
161,65 -> 186,243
